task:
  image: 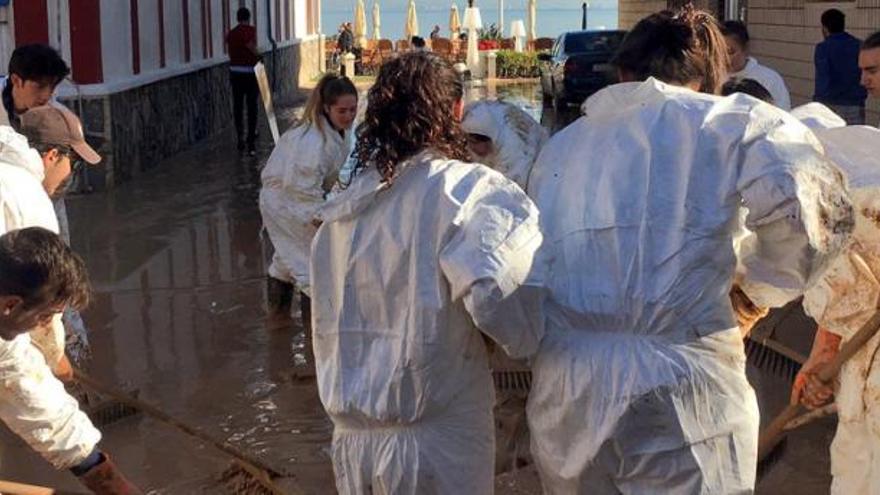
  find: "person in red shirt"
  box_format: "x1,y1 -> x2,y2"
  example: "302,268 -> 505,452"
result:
226,7 -> 261,155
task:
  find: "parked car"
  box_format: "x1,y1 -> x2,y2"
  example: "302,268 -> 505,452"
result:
538,30 -> 627,112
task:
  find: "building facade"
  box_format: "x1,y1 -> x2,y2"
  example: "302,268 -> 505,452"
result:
1,0 -> 324,187
618,0 -> 879,124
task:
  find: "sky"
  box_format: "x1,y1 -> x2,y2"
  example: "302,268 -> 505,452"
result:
323,0 -> 618,12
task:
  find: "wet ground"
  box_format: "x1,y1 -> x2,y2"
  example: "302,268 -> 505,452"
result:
0,80 -> 833,494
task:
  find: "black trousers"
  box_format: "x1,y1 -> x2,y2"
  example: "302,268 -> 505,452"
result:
230,71 -> 259,146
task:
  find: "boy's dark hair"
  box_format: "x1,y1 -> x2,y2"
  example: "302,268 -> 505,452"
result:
0,227 -> 90,311
821,9 -> 845,34
237,7 -> 251,23
721,77 -> 774,104
864,31 -> 880,50
721,20 -> 750,47
412,36 -> 426,48
8,44 -> 70,86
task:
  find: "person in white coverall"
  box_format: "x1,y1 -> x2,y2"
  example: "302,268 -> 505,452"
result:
789,108 -> 880,494
0,227 -> 140,493
526,9 -> 853,493
721,20 -> 792,110
259,73 -> 357,320
310,52 -> 545,494
1,44 -> 95,368
0,122 -> 71,378
18,105 -> 103,374
461,100 -> 548,189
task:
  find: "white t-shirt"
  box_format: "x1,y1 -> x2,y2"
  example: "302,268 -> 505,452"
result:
730,57 -> 792,110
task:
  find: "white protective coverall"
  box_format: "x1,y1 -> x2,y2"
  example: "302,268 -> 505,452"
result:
0,126 -> 100,467
310,150 -> 545,494
259,118 -> 351,295
791,102 -> 847,131
0,126 -> 67,368
729,57 -> 792,110
801,124 -> 880,495
527,78 -> 853,494
461,100 -> 548,189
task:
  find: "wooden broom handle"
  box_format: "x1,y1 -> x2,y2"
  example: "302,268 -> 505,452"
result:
0,480 -> 88,494
758,310 -> 880,460
72,369 -> 287,482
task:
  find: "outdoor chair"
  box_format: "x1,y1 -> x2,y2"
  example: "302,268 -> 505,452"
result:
500,38 -> 515,50
396,39 -> 411,52
376,39 -> 393,60
360,48 -> 381,75
533,37 -> 554,51
433,38 -> 454,62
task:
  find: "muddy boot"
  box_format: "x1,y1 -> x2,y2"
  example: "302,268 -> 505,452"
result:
266,276 -> 294,320
292,292 -> 316,380
300,293 -> 312,335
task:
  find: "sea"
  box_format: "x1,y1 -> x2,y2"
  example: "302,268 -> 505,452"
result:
322,6 -> 619,41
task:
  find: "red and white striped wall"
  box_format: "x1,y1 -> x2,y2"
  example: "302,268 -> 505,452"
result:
1,0 -> 320,89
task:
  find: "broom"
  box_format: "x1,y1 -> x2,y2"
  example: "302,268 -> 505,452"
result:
73,369 -> 300,495
757,310 -> 880,463
0,480 -> 88,495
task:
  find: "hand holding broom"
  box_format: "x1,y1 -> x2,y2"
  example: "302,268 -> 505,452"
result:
757,309 -> 880,461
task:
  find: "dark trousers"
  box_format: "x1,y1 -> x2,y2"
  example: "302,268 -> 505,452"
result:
230,71 -> 259,146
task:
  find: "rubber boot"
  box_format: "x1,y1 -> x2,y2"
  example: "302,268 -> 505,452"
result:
266,276 -> 294,320
291,292 -> 317,379
300,292 -> 312,335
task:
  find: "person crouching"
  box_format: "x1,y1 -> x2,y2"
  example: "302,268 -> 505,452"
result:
259,74 -> 357,324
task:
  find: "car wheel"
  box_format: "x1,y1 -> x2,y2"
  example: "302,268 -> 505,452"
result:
553,96 -> 567,115
542,86 -> 552,106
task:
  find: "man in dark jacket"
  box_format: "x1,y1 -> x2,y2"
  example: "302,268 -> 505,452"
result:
814,9 -> 867,124
338,23 -> 355,54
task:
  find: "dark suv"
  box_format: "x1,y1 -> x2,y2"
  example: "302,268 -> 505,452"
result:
538,30 -> 627,112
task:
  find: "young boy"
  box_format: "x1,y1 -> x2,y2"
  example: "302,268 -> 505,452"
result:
0,227 -> 139,493
0,44 -> 70,129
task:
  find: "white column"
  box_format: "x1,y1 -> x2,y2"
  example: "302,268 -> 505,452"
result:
498,0 -> 503,36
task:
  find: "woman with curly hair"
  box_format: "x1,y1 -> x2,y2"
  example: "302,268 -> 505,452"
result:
309,52 -> 545,494
526,7 -> 852,493
259,73 -> 356,321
